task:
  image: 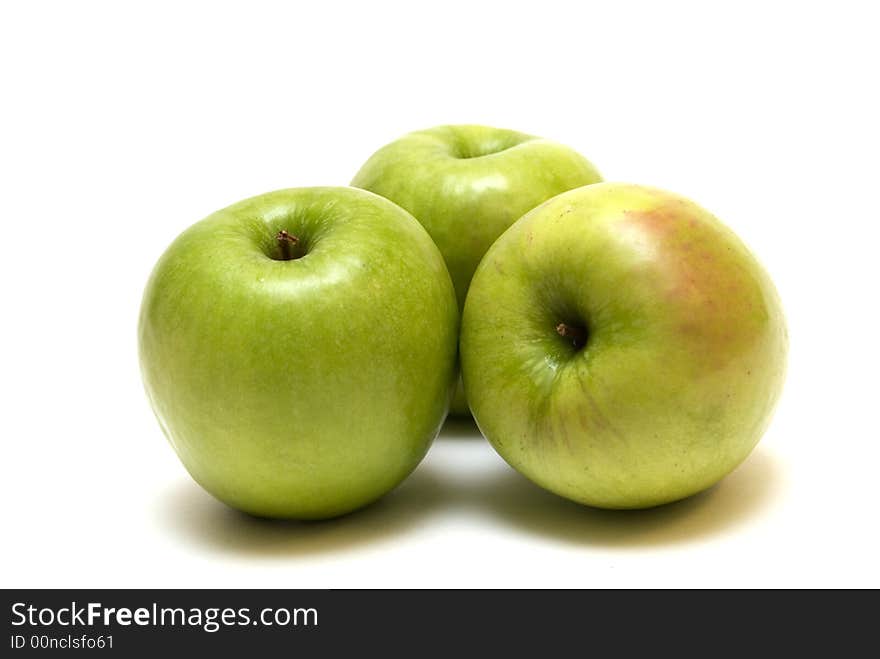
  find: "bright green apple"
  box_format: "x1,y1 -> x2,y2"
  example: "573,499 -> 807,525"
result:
139,187 -> 458,519
351,124 -> 602,414
461,183 -> 787,509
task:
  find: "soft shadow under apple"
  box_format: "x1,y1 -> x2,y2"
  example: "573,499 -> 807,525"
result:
474,449 -> 785,548
156,445 -> 784,555
153,463 -> 448,559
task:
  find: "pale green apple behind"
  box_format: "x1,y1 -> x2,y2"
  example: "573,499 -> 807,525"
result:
461,183 -> 788,509
351,125 -> 602,415
139,187 -> 459,519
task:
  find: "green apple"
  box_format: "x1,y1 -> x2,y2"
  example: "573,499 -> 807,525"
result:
461,183 -> 787,509
139,187 -> 458,519
351,124 -> 602,414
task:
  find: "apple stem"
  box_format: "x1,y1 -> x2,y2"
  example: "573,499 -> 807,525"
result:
556,322 -> 588,350
276,230 -> 300,260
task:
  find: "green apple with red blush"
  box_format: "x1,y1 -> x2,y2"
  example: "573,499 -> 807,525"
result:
461,183 -> 788,509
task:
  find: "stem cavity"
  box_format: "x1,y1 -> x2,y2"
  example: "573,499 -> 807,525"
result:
556,322 -> 588,350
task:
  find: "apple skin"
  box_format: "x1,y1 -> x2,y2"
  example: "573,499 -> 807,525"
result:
460,183 -> 787,509
351,125 -> 602,415
139,187 -> 458,519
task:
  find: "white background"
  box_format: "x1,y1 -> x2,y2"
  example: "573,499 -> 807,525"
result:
2,1 -> 878,588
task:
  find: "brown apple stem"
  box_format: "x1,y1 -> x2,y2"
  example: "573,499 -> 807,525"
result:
556,322 -> 587,349
276,230 -> 300,260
